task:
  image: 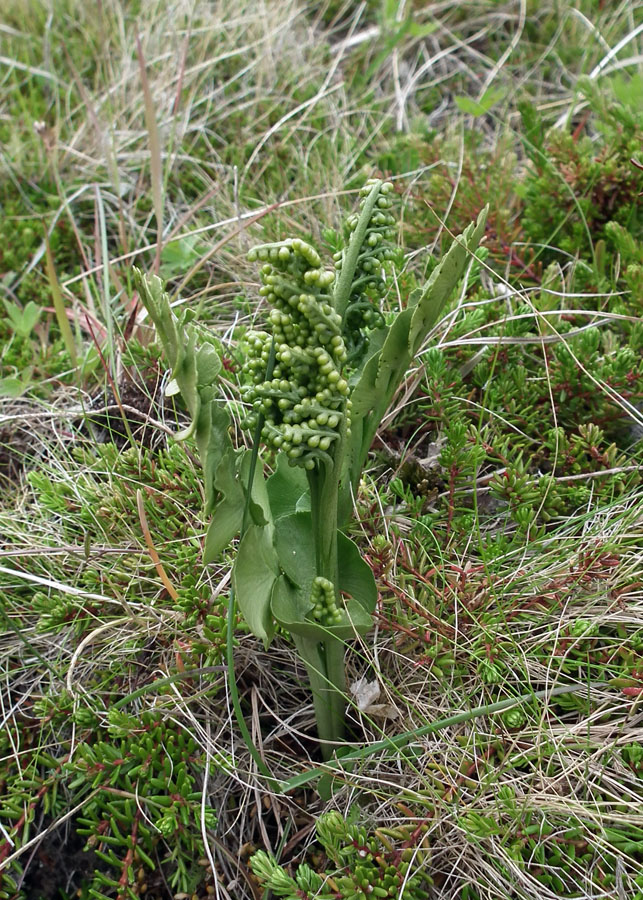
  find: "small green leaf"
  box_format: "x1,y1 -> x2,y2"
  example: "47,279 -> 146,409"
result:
316,774 -> 334,802
201,403 -> 238,516
215,446 -> 244,500
196,341 -> 222,387
2,300 -> 21,329
266,453 -> 311,519
21,301 -> 42,334
408,21 -> 438,38
159,235 -> 200,279
454,96 -> 484,116
241,451 -> 271,527
3,300 -> 42,337
271,574 -> 314,629
338,533 -> 377,613
203,501 -> 243,564
203,449 -> 272,563
233,525 -> 278,647
455,88 -> 505,117
274,512 -> 315,595
203,447 -> 265,563
0,376 -> 26,398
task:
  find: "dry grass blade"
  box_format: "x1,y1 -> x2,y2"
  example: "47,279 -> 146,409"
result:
136,488 -> 179,601
43,232 -> 77,367
135,32 -> 164,273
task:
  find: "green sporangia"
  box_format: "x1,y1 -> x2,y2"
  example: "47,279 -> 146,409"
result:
135,178 -> 487,759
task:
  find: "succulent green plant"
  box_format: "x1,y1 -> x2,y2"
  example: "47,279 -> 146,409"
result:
0,700 -> 219,900
518,78 -> 643,282
135,179 -> 487,758
250,809 -> 430,900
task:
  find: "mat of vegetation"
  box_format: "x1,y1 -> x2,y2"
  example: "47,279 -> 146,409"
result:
1,2 -> 642,899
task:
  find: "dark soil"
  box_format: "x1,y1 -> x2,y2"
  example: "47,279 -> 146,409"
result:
16,817 -> 98,900
0,425 -> 31,488
84,372 -> 174,450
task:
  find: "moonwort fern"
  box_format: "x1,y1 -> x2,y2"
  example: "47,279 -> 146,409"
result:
135,179 -> 486,759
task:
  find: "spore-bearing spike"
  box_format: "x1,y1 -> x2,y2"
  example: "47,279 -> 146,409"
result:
310,576 -> 342,626
243,237 -> 349,468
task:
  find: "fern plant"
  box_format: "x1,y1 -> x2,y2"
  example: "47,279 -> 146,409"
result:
135,179 -> 486,758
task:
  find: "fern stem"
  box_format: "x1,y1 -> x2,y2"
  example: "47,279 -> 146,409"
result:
279,681 -> 608,792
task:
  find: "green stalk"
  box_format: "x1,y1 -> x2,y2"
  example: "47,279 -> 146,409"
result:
308,459 -> 340,584
322,636 -> 347,735
305,461 -> 345,759
294,635 -> 345,760
303,410 -> 351,759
